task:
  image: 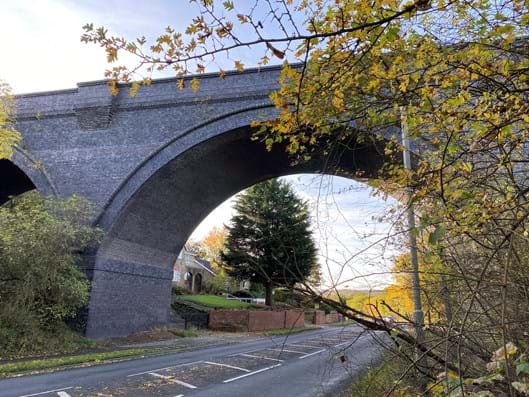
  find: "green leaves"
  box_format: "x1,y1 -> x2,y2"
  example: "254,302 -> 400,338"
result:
222,179 -> 317,305
0,81 -> 20,160
222,0 -> 234,10
516,362 -> 529,376
0,192 -> 102,355
428,225 -> 445,245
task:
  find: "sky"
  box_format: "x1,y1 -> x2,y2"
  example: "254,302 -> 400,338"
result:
0,0 -> 405,289
190,175 -> 403,290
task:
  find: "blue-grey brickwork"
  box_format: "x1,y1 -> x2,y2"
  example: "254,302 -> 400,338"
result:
11,66 -> 400,339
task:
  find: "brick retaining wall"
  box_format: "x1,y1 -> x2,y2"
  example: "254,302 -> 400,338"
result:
208,310 -> 305,332
306,310 -> 343,325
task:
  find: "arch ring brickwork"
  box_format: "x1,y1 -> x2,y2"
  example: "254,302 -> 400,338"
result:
11,147 -> 58,197
85,105 -> 395,338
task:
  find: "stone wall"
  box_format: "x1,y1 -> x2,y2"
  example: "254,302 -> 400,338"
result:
209,310 -> 305,332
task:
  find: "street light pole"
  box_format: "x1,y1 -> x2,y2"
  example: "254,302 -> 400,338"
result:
400,107 -> 428,379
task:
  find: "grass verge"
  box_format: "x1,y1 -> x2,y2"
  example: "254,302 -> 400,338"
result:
327,319 -> 357,327
342,353 -> 420,397
169,328 -> 199,338
178,294 -> 259,309
0,348 -> 160,377
263,327 -> 320,336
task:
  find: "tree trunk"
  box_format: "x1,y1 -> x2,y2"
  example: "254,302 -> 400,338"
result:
441,274 -> 453,324
265,283 -> 274,306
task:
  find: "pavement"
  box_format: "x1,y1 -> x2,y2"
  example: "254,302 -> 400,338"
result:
0,326 -> 385,397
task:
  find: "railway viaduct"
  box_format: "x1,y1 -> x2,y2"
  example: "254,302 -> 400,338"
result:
3,66 -> 397,338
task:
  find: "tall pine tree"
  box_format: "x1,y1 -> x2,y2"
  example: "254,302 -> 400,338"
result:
222,179 -> 317,306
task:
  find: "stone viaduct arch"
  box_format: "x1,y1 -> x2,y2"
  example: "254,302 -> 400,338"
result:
0,148 -> 57,204
11,66 -> 401,338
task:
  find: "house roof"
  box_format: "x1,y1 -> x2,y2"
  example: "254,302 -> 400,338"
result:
193,257 -> 216,276
174,247 -> 216,276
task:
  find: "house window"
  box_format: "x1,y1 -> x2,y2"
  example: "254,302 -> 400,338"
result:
173,271 -> 181,282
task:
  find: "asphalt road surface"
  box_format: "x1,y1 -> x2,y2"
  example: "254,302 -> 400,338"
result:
1,326 -> 385,397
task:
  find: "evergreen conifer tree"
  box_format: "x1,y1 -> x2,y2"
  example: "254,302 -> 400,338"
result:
222,179 -> 317,306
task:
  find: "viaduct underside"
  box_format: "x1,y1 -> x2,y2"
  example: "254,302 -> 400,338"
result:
6,66 -> 397,338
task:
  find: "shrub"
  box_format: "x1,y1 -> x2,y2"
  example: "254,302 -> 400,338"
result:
203,270 -> 234,294
171,285 -> 191,296
232,290 -> 254,299
345,353 -> 419,397
0,192 -> 101,357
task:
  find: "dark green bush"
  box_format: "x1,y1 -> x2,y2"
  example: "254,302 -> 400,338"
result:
171,285 -> 191,296
0,192 -> 101,357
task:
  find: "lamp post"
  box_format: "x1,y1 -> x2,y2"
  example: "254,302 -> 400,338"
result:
400,107 -> 427,380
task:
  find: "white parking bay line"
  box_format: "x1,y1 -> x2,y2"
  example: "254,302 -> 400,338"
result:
238,353 -> 284,362
223,364 -> 282,383
299,349 -> 326,359
57,393 -> 72,397
19,387 -> 73,397
203,361 -> 251,372
128,360 -> 203,377
267,348 -> 306,354
288,343 -> 322,349
148,372 -> 197,389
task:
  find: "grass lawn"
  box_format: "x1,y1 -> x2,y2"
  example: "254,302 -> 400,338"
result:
178,294 -> 259,309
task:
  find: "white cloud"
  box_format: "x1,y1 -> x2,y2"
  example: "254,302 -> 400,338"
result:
0,0 -> 199,93
190,175 -> 404,289
0,1 -> 108,93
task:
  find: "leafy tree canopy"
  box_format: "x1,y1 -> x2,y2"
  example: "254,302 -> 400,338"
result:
0,81 -> 20,159
222,179 -> 317,305
0,192 -> 102,356
192,226 -> 228,269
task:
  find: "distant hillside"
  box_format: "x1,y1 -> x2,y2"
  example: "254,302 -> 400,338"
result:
325,289 -> 384,301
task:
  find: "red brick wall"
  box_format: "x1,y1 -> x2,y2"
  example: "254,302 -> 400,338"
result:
284,310 -> 305,329
208,310 -> 305,332
248,311 -> 285,331
325,312 -> 341,323
307,310 -> 343,325
313,310 -> 326,325
208,310 -> 249,332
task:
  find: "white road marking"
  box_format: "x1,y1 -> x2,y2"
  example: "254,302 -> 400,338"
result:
297,341 -> 327,347
288,343 -> 322,349
334,341 -> 351,348
127,360 -> 203,377
299,349 -> 326,359
19,388 -> 73,397
267,348 -> 306,354
231,347 -> 266,355
238,353 -> 284,362
223,364 -> 282,383
203,361 -> 250,372
57,393 -> 71,397
173,395 -> 184,397
148,372 -> 197,389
